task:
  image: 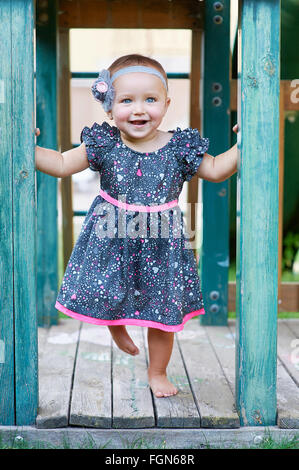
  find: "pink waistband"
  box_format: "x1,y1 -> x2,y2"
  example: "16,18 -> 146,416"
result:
99,188 -> 178,213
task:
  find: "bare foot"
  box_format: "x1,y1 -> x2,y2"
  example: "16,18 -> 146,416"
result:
147,369 -> 178,398
108,325 -> 140,356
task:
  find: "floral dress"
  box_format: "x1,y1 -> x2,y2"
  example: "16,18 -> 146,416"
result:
55,121 -> 209,332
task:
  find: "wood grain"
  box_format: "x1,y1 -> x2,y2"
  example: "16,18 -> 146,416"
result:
58,0 -> 204,29
0,1 -> 15,425
36,0 -> 59,327
177,320 -> 239,428
235,0 -> 280,426
11,0 -> 38,426
112,326 -> 155,428
143,328 -> 201,428
36,319 -> 80,428
70,323 -> 112,427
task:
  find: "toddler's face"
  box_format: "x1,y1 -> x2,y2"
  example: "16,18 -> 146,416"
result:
108,72 -> 170,143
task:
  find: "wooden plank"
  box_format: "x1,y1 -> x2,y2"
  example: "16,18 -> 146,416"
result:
36,0 -> 59,327
284,319 -> 299,337
58,28 -> 74,270
230,320 -> 299,429
235,0 -> 280,426
36,319 -> 80,428
177,321 -> 239,428
277,321 -> 299,386
58,0 -> 204,29
277,357 -> 299,429
229,281 -> 299,313
279,283 -> 299,312
203,324 -> 236,393
112,326 -> 155,428
0,425 -> 298,449
0,1 -> 15,425
143,329 -> 201,428
12,0 -> 38,426
70,323 -> 112,428
201,0 -> 231,326
37,326 -> 49,356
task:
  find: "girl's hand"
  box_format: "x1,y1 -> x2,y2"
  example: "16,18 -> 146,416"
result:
232,124 -> 239,134
35,128 -> 40,137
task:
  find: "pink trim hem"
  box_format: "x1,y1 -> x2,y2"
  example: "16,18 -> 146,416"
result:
55,301 -> 205,332
99,188 -> 178,213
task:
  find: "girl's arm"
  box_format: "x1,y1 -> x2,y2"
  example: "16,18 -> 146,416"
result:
197,125 -> 239,183
35,129 -> 89,177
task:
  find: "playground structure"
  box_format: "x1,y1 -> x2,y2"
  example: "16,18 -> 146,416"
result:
0,0 -> 298,440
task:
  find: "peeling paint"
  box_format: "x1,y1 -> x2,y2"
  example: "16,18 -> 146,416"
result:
261,53 -> 276,76
253,409 -> 263,425
217,257 -> 229,268
241,406 -> 248,426
217,188 -> 227,197
246,75 -> 258,88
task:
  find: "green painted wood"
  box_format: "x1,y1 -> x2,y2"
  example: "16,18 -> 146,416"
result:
235,0 -> 280,426
0,1 -> 15,425
36,0 -> 59,327
11,0 -> 38,425
200,0 -> 231,326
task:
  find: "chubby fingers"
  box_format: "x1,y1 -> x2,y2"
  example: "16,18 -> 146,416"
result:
232,124 -> 239,133
34,128 -> 40,137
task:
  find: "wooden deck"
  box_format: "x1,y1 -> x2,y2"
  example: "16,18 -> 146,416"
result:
36,318 -> 299,429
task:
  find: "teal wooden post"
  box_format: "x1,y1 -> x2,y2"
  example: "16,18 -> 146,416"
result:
0,0 -> 38,425
200,0 -> 231,326
0,1 -> 15,425
235,0 -> 280,426
36,0 -> 59,327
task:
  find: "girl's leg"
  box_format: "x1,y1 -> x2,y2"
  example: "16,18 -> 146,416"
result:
147,328 -> 178,398
108,325 -> 140,356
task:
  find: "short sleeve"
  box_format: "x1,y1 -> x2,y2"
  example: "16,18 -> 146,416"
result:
80,121 -> 118,172
174,128 -> 210,182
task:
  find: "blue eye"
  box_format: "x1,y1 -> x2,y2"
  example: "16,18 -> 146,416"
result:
146,97 -> 156,103
122,98 -> 132,103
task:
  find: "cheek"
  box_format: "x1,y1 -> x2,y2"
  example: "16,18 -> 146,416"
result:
149,105 -> 166,120
112,106 -> 130,121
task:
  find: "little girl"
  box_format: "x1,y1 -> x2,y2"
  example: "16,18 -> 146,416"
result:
35,54 -> 238,399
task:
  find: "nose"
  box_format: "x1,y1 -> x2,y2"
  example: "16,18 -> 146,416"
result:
132,100 -> 145,115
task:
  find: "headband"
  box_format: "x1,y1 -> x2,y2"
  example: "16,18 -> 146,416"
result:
91,66 -> 168,112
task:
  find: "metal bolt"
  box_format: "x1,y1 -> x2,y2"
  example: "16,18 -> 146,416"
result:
210,304 -> 220,314
38,12 -> 49,23
210,290 -> 220,301
213,15 -> 223,24
212,96 -> 222,107
213,2 -> 224,11
212,82 -> 222,93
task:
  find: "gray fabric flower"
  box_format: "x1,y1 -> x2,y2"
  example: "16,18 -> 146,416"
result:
91,69 -> 115,112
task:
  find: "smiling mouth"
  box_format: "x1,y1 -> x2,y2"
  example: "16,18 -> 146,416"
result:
129,120 -> 148,126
